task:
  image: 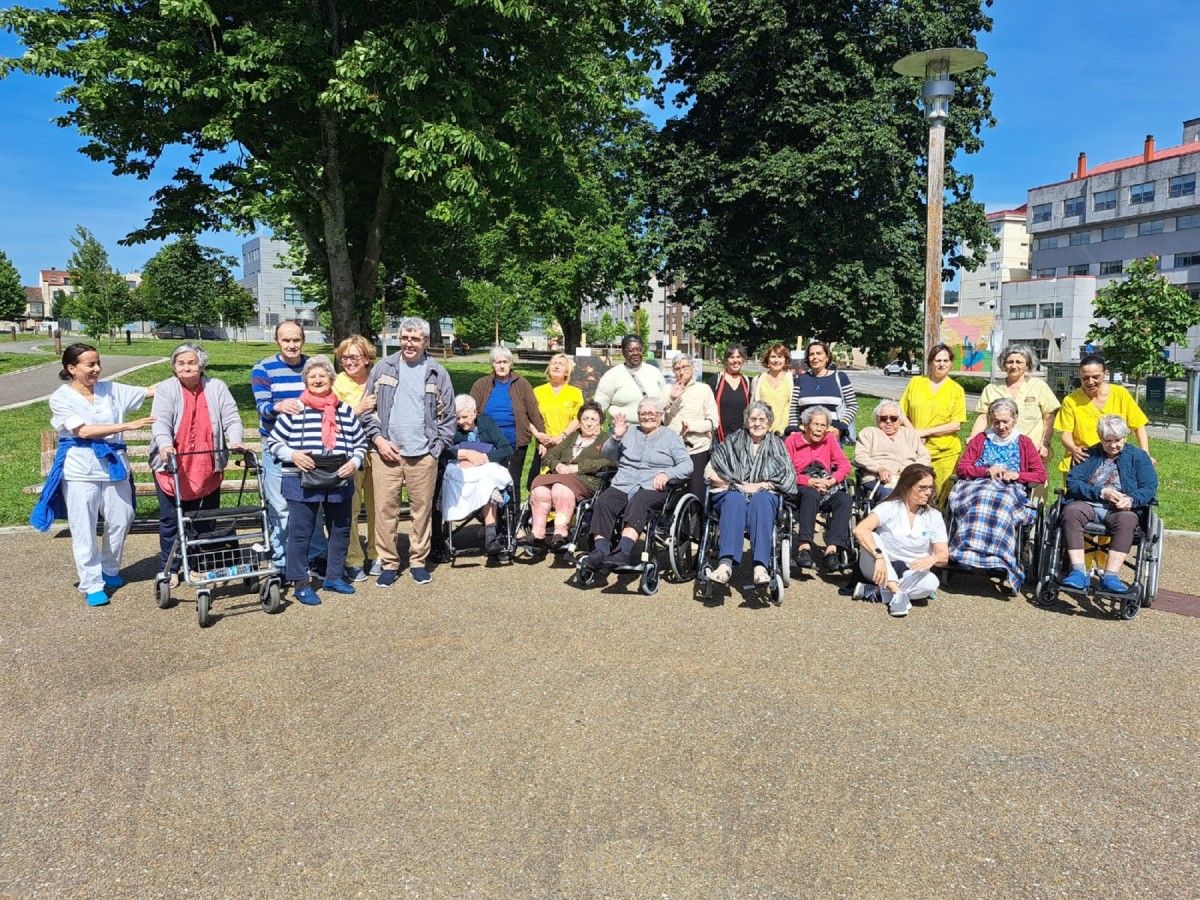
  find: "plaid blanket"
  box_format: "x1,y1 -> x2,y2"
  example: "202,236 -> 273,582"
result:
948,478 -> 1036,590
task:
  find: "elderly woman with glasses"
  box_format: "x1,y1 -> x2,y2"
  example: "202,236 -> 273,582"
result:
332,334 -> 378,581
704,401 -> 797,586
852,464 -> 949,618
1054,354 -> 1151,477
470,345 -> 545,507
147,343 -> 244,587
663,355 -> 718,498
1058,414 -> 1158,595
442,394 -> 515,559
581,397 -> 693,569
948,397 -> 1047,594
853,400 -> 930,500
969,344 -> 1060,460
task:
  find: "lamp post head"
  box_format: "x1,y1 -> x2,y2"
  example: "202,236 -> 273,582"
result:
894,48 -> 987,123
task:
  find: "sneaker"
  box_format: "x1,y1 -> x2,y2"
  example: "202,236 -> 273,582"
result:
377,569 -> 400,588
794,548 -> 815,570
1061,569 -> 1089,591
1098,572 -> 1128,594
411,567 -> 432,585
706,560 -> 733,584
294,586 -> 322,606
345,566 -> 367,583
85,590 -> 110,607
323,578 -> 356,595
366,559 -> 383,577
101,572 -> 124,590
852,581 -> 879,602
888,591 -> 911,617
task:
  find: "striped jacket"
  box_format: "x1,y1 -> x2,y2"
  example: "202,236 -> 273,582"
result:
265,402 -> 368,473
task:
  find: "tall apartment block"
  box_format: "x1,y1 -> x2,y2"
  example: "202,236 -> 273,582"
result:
957,205 -> 1031,318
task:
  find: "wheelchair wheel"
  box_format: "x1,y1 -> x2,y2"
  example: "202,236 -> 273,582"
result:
1120,591 -> 1141,621
1037,504 -> 1063,585
1034,575 -> 1058,608
778,506 -> 792,588
640,561 -> 660,596
768,572 -> 785,607
667,493 -> 702,582
1142,510 -> 1162,608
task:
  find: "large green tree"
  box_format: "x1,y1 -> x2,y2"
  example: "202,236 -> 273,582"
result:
138,235 -> 256,333
0,250 -> 24,321
1087,256 -> 1200,380
2,0 -> 700,344
650,0 -> 995,358
66,226 -> 131,338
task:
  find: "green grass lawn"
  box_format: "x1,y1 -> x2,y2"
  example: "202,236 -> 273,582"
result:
0,351 -> 54,376
3,345 -> 1200,530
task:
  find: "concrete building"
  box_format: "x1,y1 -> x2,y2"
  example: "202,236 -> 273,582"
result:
996,276 -> 1096,364
957,205 -> 1031,318
1022,117 -> 1200,362
239,234 -> 320,341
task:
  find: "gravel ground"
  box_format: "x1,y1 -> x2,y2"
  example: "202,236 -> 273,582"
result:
2,529 -> 1199,896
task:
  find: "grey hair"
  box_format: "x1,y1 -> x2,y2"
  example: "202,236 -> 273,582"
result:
171,342 -> 208,371
987,397 -> 1020,421
800,405 -> 831,426
637,396 -> 665,417
1097,414 -> 1131,441
1002,343 -> 1038,371
301,354 -> 336,381
398,317 -> 430,338
874,399 -> 901,421
454,394 -> 477,415
744,400 -> 774,427
489,345 -> 514,364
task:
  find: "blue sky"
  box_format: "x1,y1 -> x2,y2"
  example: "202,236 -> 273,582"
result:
2,1 -> 1199,286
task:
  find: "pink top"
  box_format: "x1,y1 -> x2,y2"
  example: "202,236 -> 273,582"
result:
783,431 -> 851,486
154,384 -> 221,500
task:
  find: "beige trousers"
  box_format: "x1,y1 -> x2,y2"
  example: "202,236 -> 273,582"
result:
372,452 -> 437,569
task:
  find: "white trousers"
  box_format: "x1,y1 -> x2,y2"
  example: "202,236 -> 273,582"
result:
858,547 -> 940,602
65,479 -> 135,595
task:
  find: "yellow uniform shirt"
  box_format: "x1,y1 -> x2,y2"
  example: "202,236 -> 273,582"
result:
1053,384 -> 1148,473
533,382 -> 584,438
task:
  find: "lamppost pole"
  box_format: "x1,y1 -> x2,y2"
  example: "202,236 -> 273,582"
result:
894,48 -> 987,366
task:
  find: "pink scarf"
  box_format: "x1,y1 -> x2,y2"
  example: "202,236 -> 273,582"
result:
300,389 -> 340,450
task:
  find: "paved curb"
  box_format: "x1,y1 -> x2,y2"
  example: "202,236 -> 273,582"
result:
0,357 -> 167,412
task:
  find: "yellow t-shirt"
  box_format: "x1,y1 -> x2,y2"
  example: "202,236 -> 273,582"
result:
753,373 -> 793,434
533,382 -> 584,438
900,376 -> 967,459
333,371 -> 367,409
975,378 -> 1061,448
1053,384 -> 1148,473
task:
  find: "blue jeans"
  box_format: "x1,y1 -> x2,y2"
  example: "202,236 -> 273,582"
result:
713,490 -> 780,566
286,496 -> 351,585
261,451 -> 328,570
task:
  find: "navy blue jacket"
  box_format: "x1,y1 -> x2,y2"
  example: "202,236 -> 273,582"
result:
1066,444 -> 1157,508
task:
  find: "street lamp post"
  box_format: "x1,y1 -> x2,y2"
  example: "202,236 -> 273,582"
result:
894,47 -> 988,365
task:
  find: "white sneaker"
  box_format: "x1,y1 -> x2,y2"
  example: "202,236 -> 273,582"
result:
888,591 -> 911,617
852,581 -> 878,602
753,564 -> 770,585
707,561 -> 732,584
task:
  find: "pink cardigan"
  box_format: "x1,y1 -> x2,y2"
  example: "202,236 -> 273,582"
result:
954,432 -> 1047,485
783,431 -> 851,486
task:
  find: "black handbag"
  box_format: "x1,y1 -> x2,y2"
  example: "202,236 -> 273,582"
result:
300,452 -> 350,489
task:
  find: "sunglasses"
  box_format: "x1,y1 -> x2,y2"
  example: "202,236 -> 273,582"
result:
878,415 -> 900,423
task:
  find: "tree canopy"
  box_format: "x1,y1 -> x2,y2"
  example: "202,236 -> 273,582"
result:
64,226 -> 131,338
137,235 -> 256,333
1087,256 -> 1200,380
0,250 -> 24,322
650,0 -> 995,359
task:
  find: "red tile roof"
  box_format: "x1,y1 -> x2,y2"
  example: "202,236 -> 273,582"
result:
987,204 -> 1027,220
1031,141 -> 1200,191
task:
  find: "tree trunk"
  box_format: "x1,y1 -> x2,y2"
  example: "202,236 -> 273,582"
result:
560,314 -> 582,355
429,317 -> 445,347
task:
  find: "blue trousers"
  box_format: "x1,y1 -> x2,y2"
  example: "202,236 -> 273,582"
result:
262,451 -> 328,569
285,496 -> 350,584
712,490 -> 780,566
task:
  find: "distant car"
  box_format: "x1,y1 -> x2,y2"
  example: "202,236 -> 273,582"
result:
883,359 -> 915,376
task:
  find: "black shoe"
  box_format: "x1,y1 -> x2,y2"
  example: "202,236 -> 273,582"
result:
603,550 -> 633,569
581,548 -> 607,569
548,534 -> 568,552
822,550 -> 842,573
794,548 -> 815,570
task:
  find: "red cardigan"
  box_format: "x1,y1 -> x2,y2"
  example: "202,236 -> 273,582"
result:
783,431 -> 851,486
954,432 -> 1047,485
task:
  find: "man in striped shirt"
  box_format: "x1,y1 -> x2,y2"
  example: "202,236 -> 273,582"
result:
251,321 -> 328,570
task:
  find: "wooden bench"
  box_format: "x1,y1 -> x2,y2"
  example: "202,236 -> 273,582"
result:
514,348 -> 558,365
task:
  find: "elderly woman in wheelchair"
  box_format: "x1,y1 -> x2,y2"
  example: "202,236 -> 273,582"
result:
1053,414 -> 1158,597
946,397 -> 1047,595
579,397 -> 694,572
441,394 -> 515,562
784,406 -> 853,572
702,401 -> 797,590
853,399 -> 930,502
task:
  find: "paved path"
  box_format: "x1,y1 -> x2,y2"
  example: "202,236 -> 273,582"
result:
0,355 -> 164,410
1,529 -> 1198,894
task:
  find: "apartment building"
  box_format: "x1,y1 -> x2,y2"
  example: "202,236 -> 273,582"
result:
239,235 -> 319,340
957,205 -> 1031,318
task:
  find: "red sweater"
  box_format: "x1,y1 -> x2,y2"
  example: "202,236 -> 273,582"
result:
954,432 -> 1047,485
783,431 -> 851,486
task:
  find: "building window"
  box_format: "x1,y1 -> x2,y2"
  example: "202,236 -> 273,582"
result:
1036,236 -> 1059,251
1101,225 -> 1124,241
1032,203 -> 1051,224
1094,189 -> 1117,212
1063,196 -> 1085,218
246,247 -> 260,266
1068,264 -> 1090,276
990,261 -> 1001,271
1027,339 -> 1051,359
283,286 -> 302,304
1137,219 -> 1165,236
1036,267 -> 1057,278
1188,285 -> 1200,301
1130,181 -> 1155,205
1175,252 -> 1200,268
1069,231 -> 1091,246
264,312 -> 280,326
1178,214 -> 1200,230
1099,260 -> 1124,275
1039,302 -> 1064,318
989,281 -> 999,291
1010,304 -> 1037,320
990,223 -> 1002,234
1169,174 -> 1196,198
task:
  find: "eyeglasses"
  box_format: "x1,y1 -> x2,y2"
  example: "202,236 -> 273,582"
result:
914,484 -> 935,494
878,415 -> 899,423
339,354 -> 364,362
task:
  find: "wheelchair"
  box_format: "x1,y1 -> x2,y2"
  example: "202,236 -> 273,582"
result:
513,471 -> 615,566
784,482 -> 855,575
441,473 -> 519,566
569,479 -> 703,595
694,488 -> 793,606
1033,493 -> 1162,620
940,476 -> 1045,597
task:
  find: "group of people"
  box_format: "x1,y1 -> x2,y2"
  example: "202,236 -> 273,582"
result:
34,326 -> 1158,619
